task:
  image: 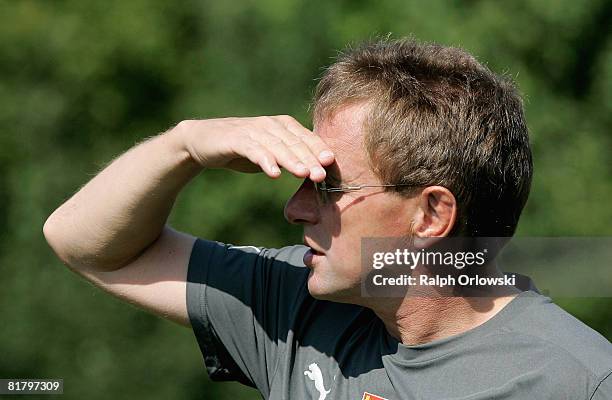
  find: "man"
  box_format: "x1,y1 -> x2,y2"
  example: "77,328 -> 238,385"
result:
44,38 -> 611,399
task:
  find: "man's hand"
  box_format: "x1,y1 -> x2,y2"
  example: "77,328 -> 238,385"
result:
175,116 -> 335,182
43,114 -> 333,326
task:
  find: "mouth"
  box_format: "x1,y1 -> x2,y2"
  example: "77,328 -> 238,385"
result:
303,237 -> 324,254
303,237 -> 325,266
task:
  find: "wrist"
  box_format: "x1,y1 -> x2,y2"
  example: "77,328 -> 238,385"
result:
165,121 -> 205,171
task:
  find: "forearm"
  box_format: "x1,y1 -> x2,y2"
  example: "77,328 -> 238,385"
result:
43,125 -> 201,271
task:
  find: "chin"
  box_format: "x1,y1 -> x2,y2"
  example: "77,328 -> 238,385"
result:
306,275 -> 331,299
306,273 -> 360,304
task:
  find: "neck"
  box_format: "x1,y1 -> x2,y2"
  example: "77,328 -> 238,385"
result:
369,265 -> 520,345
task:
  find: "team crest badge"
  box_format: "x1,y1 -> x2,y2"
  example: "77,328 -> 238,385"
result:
361,392 -> 389,400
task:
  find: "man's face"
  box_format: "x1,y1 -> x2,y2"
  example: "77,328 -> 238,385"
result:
284,103 -> 417,304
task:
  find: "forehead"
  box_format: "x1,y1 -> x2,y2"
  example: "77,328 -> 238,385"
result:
313,103 -> 374,181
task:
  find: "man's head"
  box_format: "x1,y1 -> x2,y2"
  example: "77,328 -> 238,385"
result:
284,37 -> 533,302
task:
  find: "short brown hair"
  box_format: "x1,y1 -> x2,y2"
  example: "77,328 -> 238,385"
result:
313,37 -> 533,237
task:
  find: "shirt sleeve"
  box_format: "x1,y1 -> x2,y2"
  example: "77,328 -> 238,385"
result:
591,370 -> 612,400
186,238 -> 310,395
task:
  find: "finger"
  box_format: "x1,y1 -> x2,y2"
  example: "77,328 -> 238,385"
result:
257,132 -> 312,178
275,115 -> 335,165
285,140 -> 327,182
240,141 -> 281,178
263,125 -> 327,181
296,133 -> 335,166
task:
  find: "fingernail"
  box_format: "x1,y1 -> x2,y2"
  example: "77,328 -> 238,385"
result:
313,167 -> 326,177
319,150 -> 334,160
271,166 -> 281,175
296,162 -> 307,171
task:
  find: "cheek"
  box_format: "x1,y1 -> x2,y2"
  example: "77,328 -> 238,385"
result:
324,195 -> 410,258
324,236 -> 364,282
326,208 -> 408,270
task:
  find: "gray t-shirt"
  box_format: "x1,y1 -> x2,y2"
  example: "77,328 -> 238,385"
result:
186,239 -> 612,400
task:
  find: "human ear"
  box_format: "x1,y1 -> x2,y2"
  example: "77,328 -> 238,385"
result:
412,186 -> 457,237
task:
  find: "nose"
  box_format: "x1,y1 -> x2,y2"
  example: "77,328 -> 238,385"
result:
284,179 -> 320,225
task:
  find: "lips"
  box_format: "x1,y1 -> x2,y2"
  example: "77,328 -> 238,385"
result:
303,238 -> 324,266
303,249 -> 314,266
302,237 -> 324,255
303,248 -> 325,266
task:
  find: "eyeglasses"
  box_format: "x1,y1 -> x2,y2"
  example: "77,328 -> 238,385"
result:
313,181 -> 418,205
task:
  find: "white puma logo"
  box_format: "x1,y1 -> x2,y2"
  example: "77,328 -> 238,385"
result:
304,363 -> 331,400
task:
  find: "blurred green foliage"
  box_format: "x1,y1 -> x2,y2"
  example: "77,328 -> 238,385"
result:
1,0 -> 610,399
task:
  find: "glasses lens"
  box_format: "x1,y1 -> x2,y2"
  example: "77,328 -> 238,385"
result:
314,181 -> 327,204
